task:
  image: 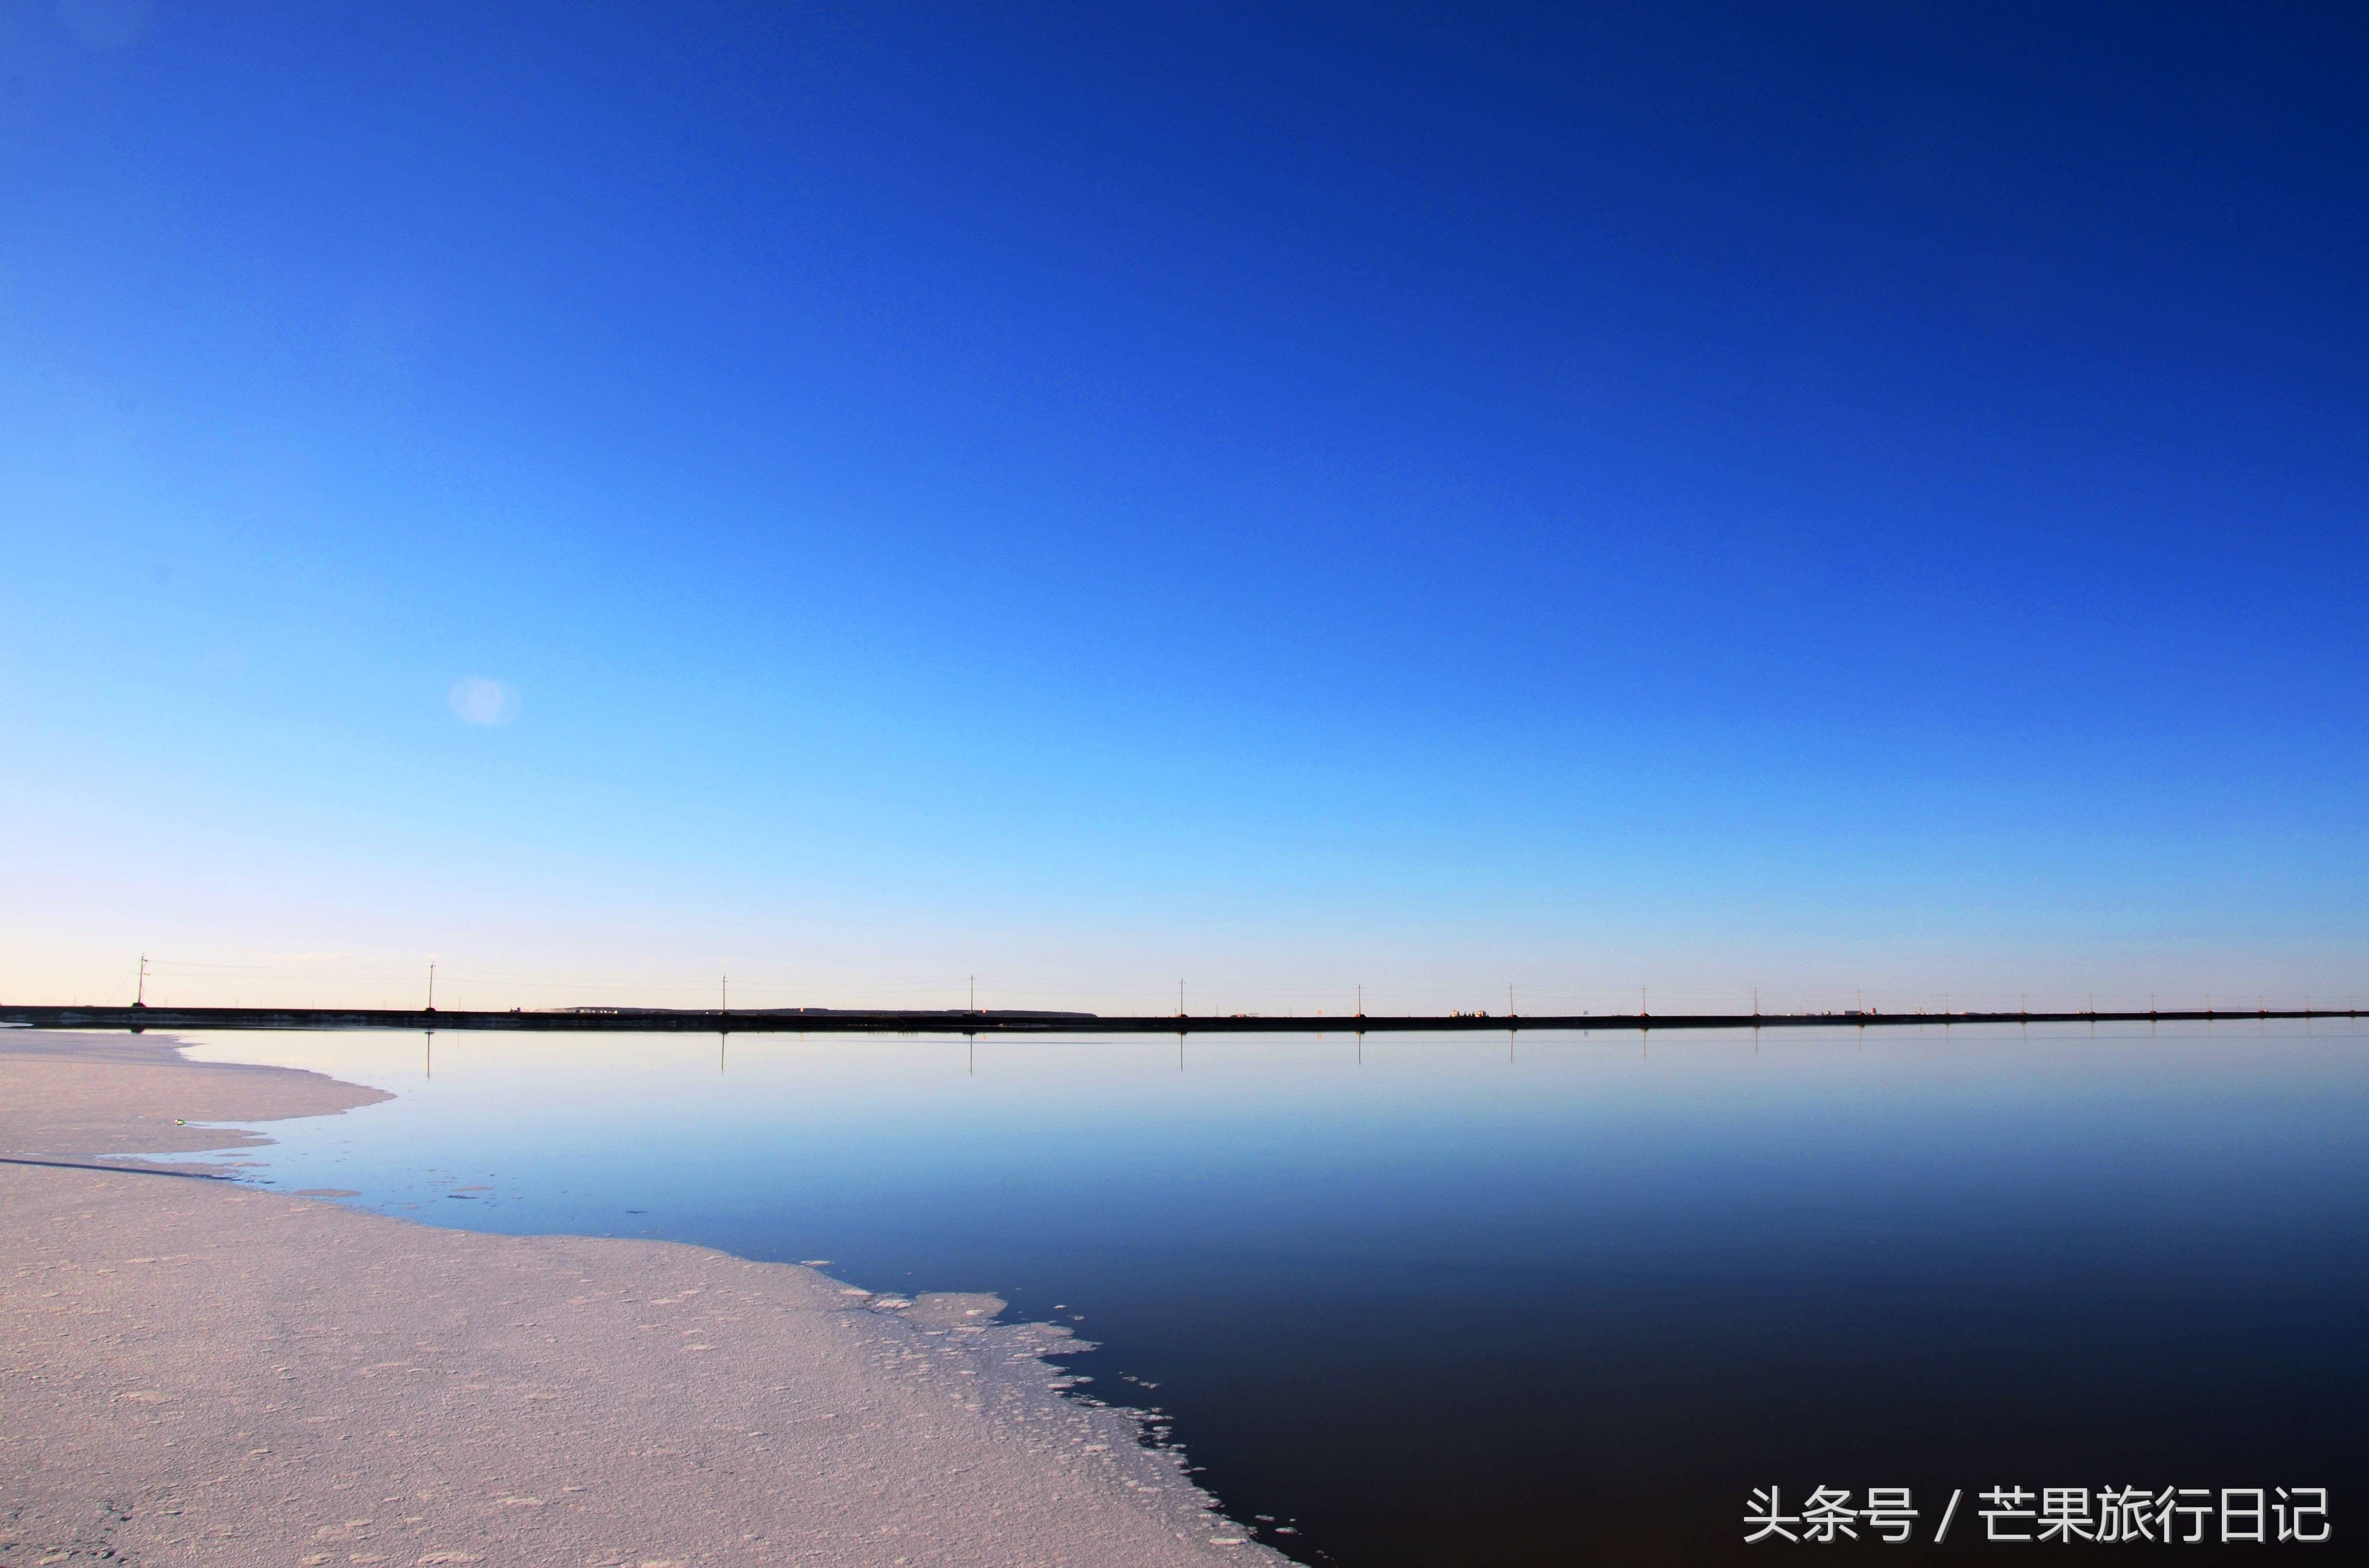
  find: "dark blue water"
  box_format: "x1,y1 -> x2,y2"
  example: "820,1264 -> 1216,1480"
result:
180,1023 -> 2369,1563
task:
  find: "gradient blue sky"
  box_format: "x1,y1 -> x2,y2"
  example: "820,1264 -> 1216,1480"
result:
3,2 -> 2363,1013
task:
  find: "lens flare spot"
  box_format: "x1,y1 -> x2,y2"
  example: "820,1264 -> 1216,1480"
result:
448,677 -> 519,726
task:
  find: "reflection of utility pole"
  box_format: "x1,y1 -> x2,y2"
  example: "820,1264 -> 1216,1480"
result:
134,954 -> 148,1008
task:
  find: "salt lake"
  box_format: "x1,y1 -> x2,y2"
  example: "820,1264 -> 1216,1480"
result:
176,1021 -> 2368,1564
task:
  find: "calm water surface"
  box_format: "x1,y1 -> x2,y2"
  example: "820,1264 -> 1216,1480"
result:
177,1023 -> 2369,1564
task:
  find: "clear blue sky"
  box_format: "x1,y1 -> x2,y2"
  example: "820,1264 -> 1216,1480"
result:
3,2 -> 2363,1013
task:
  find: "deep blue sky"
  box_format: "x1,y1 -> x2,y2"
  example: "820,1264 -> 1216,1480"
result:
3,2 -> 2363,1012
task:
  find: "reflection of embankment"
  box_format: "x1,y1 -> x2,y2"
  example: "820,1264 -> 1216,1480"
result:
0,1032 -> 1283,1567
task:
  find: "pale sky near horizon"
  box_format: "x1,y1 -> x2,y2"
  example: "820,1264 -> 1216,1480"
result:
3,3 -> 2364,1014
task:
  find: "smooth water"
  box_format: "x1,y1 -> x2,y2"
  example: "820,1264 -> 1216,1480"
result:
175,1023 -> 2368,1563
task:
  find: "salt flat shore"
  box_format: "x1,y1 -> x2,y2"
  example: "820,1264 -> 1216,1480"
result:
0,1031 -> 1284,1567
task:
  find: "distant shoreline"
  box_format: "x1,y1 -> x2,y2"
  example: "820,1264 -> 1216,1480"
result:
2,1002 -> 2355,1035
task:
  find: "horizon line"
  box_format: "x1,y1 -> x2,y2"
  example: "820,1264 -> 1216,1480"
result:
5,1002 -> 2360,1037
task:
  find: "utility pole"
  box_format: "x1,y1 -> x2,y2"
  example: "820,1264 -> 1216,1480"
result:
134,954 -> 148,1008
722,972 -> 728,1014
1356,982 -> 1363,1018
969,975 -> 975,1012
427,960 -> 436,1012
1640,986 -> 1647,1017
1178,979 -> 1185,1019
1508,983 -> 1515,1017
